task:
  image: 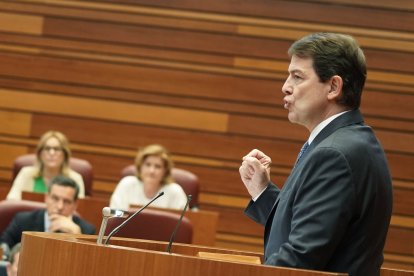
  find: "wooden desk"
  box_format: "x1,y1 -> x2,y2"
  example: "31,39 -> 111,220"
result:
20,232 -> 348,276
19,232 -> 414,276
22,192 -> 218,246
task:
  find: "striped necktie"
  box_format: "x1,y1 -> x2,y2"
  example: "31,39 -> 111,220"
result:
295,141 -> 309,166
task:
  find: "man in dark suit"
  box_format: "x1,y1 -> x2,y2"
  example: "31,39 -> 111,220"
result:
239,32 -> 392,276
0,175 -> 95,251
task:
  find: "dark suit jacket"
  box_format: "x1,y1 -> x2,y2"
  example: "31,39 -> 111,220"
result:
0,209 -> 96,248
245,109 -> 393,276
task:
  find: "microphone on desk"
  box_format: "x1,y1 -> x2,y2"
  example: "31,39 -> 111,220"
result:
104,191 -> 164,245
97,207 -> 128,245
166,194 -> 192,253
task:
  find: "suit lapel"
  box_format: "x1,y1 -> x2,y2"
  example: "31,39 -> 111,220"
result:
312,109 -> 364,148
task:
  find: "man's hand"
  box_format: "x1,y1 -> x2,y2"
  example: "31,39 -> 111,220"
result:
239,149 -> 271,198
49,214 -> 81,234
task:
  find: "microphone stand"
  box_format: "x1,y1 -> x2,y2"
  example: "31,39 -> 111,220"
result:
104,191 -> 164,245
97,207 -> 127,245
166,194 -> 192,253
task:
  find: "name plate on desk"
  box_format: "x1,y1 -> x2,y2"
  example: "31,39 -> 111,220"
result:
197,251 -> 261,265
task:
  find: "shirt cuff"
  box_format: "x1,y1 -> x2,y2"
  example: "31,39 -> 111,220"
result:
252,186 -> 267,202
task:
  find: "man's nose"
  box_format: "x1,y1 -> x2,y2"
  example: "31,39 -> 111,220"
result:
282,77 -> 292,95
56,200 -> 64,210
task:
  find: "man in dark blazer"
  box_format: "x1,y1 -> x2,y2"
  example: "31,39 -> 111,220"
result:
0,175 -> 95,250
239,33 -> 392,276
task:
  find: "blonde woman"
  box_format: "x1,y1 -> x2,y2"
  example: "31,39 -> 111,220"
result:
7,131 -> 85,200
110,144 -> 187,210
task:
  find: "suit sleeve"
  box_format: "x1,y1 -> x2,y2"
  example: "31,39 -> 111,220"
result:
244,183 -> 280,226
0,214 -> 24,249
74,217 -> 96,235
266,147 -> 356,269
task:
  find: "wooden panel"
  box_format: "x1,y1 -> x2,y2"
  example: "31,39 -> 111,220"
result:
365,116 -> 414,135
375,130 -> 414,154
0,1 -> 238,34
300,0 -> 414,11
3,76 -> 412,144
199,193 -> 250,209
0,143 -> 28,168
92,0 -> 414,32
0,32 -> 237,68
238,25 -> 414,53
385,226 -> 414,256
0,75 -> 412,142
0,52 -> 277,104
42,17 -> 285,59
0,89 -> 228,132
0,11 -> 43,35
387,153 -> 414,181
0,76 -> 281,118
29,114 -> 300,166
0,110 -> 32,136
363,49 -> 414,74
362,91 -> 414,121
393,188 -> 414,216
204,205 -> 263,236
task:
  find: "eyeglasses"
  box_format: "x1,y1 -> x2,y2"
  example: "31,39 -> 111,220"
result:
42,146 -> 63,153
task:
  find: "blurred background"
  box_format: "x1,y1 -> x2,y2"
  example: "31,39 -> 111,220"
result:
0,0 -> 413,269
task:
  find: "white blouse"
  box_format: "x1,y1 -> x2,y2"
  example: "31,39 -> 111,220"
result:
109,176 -> 187,211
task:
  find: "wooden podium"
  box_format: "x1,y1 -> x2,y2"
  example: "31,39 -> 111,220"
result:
19,232 -> 347,276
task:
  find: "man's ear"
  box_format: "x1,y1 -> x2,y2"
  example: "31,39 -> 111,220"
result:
327,75 -> 343,100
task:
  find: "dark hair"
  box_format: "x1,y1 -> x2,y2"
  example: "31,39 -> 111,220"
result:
48,175 -> 80,200
288,32 -> 367,109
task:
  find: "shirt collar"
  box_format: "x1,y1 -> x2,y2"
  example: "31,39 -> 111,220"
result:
44,211 -> 50,232
308,110 -> 350,145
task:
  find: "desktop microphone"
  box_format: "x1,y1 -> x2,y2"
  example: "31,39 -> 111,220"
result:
104,191 -> 164,245
166,194 -> 192,253
97,207 -> 127,245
